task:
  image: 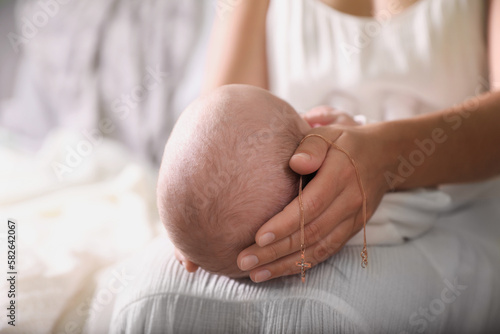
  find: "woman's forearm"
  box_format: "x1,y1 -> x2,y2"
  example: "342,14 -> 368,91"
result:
373,90 -> 500,190
203,0 -> 270,93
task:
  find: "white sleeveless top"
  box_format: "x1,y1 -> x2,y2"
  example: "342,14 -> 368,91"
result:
266,0 -> 488,121
267,0 -> 493,245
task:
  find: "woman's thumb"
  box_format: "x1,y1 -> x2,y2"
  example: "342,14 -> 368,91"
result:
290,134 -> 330,175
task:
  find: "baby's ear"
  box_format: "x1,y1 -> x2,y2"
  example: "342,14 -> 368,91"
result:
183,259 -> 200,273
174,247 -> 199,273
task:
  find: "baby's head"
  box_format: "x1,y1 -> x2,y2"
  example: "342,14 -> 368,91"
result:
157,85 -> 310,277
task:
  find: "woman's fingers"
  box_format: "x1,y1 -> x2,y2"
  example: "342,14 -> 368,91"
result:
255,147 -> 342,247
237,125 -> 386,282
289,135 -> 328,175
289,127 -> 343,175
302,106 -> 358,127
237,126 -> 375,280
238,199 -> 353,272
248,218 -> 356,282
237,150 -> 360,271
302,105 -> 338,127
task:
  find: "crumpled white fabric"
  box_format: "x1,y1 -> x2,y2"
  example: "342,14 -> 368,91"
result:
0,129 -> 160,334
348,188 -> 451,246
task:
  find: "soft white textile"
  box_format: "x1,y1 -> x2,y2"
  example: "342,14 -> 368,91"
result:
0,129 -> 160,333
106,189 -> 500,333
348,188 -> 451,246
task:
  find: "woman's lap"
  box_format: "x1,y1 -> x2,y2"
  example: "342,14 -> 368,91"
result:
102,184 -> 500,334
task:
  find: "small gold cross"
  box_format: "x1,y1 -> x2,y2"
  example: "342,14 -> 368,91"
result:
295,253 -> 311,283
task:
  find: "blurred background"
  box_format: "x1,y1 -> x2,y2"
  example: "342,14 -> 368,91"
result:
0,0 -> 216,332
0,0 -> 215,162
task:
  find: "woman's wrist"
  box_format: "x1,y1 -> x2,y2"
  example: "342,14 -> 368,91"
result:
333,124 -> 394,215
350,90 -> 500,192
367,113 -> 451,191
364,123 -> 398,194
365,121 -> 407,192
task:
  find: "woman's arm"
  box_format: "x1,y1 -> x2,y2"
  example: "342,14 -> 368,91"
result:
236,2 -> 500,282
203,0 -> 270,93
174,0 -> 270,274
238,91 -> 500,282
296,0 -> 500,190
381,0 -> 500,189
378,90 -> 500,190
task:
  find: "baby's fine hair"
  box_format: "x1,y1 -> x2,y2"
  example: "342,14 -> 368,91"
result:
158,85 -> 304,276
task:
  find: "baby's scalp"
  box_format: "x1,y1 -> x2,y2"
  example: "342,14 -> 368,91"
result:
158,84 -> 309,277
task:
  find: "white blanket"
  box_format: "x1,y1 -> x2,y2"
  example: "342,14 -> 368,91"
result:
348,188 -> 451,246
0,129 -> 161,333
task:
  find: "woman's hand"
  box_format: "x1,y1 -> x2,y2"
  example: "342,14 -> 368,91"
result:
301,105 -> 360,127
236,125 -> 390,283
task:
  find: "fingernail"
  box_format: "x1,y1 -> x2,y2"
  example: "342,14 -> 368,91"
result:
258,232 -> 275,247
254,270 -> 271,283
293,153 -> 311,161
240,255 -> 259,271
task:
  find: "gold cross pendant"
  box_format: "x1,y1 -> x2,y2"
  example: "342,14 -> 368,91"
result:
295,253 -> 311,283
